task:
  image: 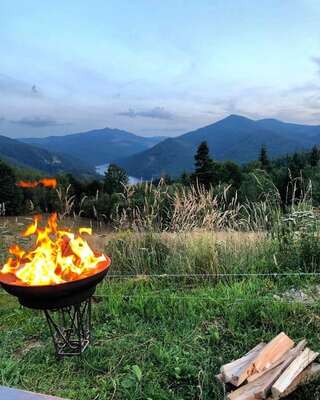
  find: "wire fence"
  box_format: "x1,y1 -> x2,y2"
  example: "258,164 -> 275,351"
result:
92,294 -> 320,304
1,290 -> 320,305
104,272 -> 320,278
1,271 -> 320,304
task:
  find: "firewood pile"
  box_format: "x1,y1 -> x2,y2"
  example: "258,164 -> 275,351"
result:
217,332 -> 320,399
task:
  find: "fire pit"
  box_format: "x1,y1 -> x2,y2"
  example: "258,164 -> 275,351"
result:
0,211 -> 111,357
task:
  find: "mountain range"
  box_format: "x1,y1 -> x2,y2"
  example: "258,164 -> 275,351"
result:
0,135 -> 94,177
2,115 -> 320,179
0,127 -> 164,177
21,128 -> 164,167
116,115 -> 320,178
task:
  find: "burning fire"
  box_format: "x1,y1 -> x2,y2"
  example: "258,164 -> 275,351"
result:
0,213 -> 110,286
17,178 -> 57,189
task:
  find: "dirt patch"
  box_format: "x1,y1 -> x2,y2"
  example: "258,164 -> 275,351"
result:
16,338 -> 43,357
274,285 -> 320,303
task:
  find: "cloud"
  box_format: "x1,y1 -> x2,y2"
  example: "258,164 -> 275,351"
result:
0,74 -> 42,98
312,57 -> 320,74
9,117 -> 68,128
117,107 -> 174,120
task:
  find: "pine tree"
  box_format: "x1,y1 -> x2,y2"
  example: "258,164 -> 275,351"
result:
310,145 -> 320,167
104,164 -> 128,194
291,152 -> 304,171
259,145 -> 270,170
220,161 -> 242,188
180,171 -> 190,186
191,141 -> 215,188
0,160 -> 23,214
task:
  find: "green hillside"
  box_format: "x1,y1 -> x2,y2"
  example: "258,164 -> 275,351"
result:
0,135 -> 95,177
21,128 -> 165,167
116,115 -> 320,178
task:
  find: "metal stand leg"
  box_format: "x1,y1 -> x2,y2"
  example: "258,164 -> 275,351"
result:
44,297 -> 92,357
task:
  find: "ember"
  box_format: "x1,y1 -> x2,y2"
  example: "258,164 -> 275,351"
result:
0,213 -> 110,286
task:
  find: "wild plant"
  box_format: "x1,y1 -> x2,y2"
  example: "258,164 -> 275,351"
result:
55,184 -> 76,219
113,179 -> 282,233
0,202 -> 6,216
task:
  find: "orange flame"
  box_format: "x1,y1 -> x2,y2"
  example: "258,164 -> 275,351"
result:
0,213 -> 110,286
17,178 -> 57,189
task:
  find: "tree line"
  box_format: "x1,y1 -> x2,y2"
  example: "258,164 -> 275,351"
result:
1,141 -> 320,218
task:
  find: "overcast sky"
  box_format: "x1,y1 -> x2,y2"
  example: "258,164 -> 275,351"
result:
1,0 -> 320,138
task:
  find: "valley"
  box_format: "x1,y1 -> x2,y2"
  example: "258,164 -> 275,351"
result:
1,114 -> 318,180
95,163 -> 140,184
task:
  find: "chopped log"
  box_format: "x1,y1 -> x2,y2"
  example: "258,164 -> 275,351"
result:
252,332 -> 294,373
227,340 -> 308,400
254,340 -> 309,399
227,363 -> 285,400
247,339 -> 307,383
221,343 -> 265,386
230,333 -> 294,387
271,347 -> 319,399
280,362 -> 320,397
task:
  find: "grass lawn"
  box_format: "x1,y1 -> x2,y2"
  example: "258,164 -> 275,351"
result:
1,277 -> 320,399
1,221 -> 320,399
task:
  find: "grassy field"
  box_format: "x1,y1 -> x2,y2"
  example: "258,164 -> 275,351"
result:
1,217 -> 320,399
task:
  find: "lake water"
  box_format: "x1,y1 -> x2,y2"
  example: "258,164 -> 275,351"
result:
95,164 -> 141,185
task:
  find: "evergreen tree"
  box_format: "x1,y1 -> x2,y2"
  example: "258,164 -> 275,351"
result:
84,179 -> 103,196
104,164 -> 128,194
191,141 -> 216,188
220,161 -> 242,188
290,152 -> 304,176
259,145 -> 270,170
310,145 -> 320,167
194,141 -> 211,169
0,160 -> 23,214
180,171 -> 191,186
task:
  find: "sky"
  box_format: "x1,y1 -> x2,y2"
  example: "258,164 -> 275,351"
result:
1,0 -> 320,138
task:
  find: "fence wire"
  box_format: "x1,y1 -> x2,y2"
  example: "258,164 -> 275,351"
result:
1,271 -> 320,303
92,294 -> 320,304
105,272 -> 320,278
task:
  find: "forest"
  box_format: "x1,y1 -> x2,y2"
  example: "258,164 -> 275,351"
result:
1,142 -> 320,226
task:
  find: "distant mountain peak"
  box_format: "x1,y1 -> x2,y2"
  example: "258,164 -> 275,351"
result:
214,114 -> 256,127
224,114 -> 253,121
116,115 -> 320,179
20,128 -> 166,167
208,114 -> 256,130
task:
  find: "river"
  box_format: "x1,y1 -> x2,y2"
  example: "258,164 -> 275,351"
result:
95,164 -> 141,185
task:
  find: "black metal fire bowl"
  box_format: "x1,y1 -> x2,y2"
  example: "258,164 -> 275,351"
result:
0,258 -> 111,357
0,264 -> 110,310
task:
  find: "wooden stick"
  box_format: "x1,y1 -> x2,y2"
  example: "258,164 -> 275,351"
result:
221,343 -> 265,386
280,362 -> 320,398
247,339 -> 307,383
251,332 -> 294,373
227,363 -> 285,400
271,347 -> 319,399
231,332 -> 294,387
227,340 -> 308,400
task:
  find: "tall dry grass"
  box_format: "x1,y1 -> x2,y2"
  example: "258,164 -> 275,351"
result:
52,171 -> 315,236
112,179 -> 283,233
104,228 -> 271,279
